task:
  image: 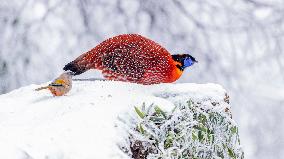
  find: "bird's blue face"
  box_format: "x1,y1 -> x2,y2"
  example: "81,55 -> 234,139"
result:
183,56 -> 197,68
171,54 -> 198,71
183,57 -> 194,67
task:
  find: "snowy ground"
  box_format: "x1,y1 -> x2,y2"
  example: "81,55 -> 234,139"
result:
0,81 -> 232,159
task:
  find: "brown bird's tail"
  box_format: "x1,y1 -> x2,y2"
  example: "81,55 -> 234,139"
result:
35,86 -> 50,91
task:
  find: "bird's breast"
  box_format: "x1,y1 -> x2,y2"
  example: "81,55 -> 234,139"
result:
169,67 -> 183,82
168,61 -> 183,83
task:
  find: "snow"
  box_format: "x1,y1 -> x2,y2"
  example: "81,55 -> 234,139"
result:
0,81 -> 229,159
1,1 -> 283,158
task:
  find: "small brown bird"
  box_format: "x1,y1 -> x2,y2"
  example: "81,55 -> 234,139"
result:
35,72 -> 73,96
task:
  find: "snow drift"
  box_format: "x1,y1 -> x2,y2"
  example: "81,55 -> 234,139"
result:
0,81 -> 243,159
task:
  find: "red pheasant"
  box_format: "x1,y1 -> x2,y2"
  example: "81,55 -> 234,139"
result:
63,34 -> 197,85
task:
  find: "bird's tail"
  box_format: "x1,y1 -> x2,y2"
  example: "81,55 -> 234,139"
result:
63,47 -> 105,75
63,61 -> 87,75
35,86 -> 50,91
63,53 -> 94,75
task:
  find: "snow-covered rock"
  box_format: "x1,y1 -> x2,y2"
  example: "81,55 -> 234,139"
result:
0,81 -> 243,159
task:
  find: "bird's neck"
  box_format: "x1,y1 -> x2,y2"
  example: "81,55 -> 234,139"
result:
167,59 -> 184,83
171,55 -> 185,71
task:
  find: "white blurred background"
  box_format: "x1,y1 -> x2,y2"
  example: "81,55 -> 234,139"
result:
0,0 -> 283,158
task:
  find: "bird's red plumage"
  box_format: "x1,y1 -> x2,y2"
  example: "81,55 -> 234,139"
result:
66,34 -> 183,84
